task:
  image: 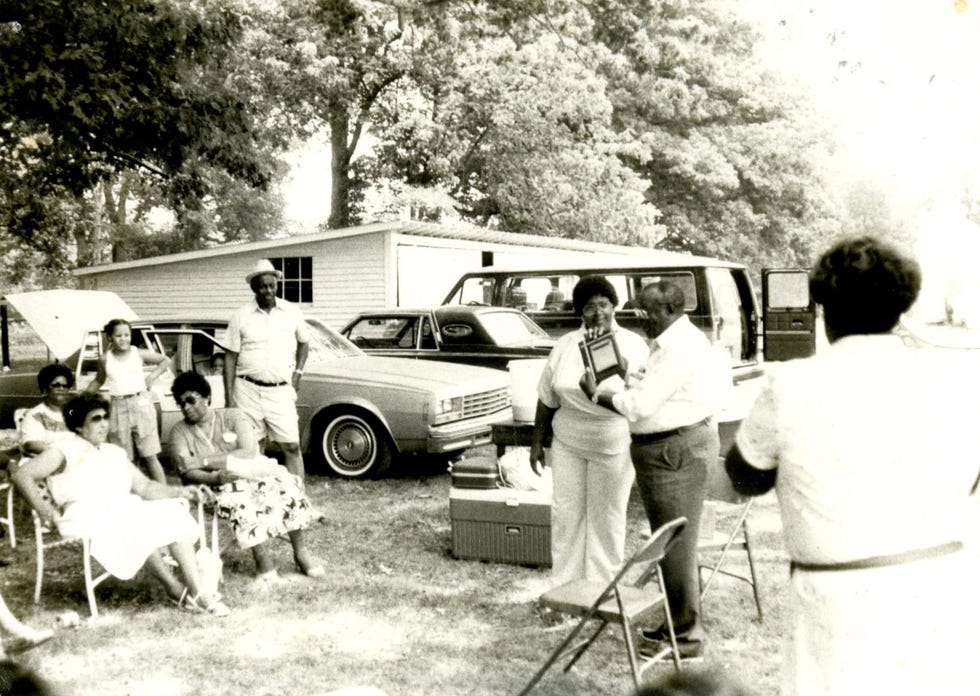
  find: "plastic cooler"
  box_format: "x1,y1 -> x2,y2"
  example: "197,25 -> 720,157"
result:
450,487 -> 552,567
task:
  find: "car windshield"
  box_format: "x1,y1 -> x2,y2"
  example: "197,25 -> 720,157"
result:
305,317 -> 365,360
479,311 -> 548,345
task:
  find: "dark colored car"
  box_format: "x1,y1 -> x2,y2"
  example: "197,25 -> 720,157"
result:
340,305 -> 555,370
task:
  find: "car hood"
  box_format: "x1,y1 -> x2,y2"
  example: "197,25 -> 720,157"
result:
4,290 -> 139,361
306,355 -> 509,392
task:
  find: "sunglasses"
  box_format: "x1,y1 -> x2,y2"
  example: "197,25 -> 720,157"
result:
86,413 -> 108,424
178,394 -> 203,407
49,382 -> 71,390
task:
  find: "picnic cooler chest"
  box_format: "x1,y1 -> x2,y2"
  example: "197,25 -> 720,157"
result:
450,487 -> 551,567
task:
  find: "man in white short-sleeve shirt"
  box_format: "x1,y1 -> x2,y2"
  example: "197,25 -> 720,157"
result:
224,259 -> 310,481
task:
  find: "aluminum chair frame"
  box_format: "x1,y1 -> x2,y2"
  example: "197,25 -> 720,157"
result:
0,474 -> 14,548
697,498 -> 763,622
516,517 -> 688,696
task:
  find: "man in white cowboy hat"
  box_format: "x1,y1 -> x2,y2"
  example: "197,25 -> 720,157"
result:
223,259 -> 310,482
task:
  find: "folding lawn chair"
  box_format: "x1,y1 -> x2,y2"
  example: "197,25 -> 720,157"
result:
30,479 -> 111,618
697,498 -> 763,622
516,516 -> 688,696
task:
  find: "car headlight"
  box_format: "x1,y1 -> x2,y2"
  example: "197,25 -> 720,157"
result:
433,396 -> 464,424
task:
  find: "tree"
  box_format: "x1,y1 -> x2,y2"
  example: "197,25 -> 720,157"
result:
0,0 -> 280,278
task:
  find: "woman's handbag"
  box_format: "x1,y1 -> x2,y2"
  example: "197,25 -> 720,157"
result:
195,500 -> 223,596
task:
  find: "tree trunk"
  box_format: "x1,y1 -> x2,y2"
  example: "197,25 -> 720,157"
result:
328,108 -> 352,229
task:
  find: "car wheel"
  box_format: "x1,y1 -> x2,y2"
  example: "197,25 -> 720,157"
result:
313,409 -> 393,479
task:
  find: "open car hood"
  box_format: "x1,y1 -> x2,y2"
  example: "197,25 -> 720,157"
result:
4,290 -> 139,361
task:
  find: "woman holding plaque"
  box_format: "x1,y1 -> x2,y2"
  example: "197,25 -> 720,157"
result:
530,275 -> 648,588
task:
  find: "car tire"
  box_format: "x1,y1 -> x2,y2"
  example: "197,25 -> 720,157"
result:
312,409 -> 393,479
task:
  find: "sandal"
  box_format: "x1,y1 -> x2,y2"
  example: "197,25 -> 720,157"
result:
171,588 -> 231,617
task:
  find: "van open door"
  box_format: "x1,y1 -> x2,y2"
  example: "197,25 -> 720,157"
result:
762,269 -> 816,361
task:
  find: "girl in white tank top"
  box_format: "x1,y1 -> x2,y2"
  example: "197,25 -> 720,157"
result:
84,319 -> 172,483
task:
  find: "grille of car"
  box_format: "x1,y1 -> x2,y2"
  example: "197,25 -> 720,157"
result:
462,387 -> 511,419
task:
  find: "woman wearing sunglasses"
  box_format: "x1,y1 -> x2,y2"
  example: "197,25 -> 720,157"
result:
12,394 -> 230,617
169,371 -> 323,584
19,363 -> 76,455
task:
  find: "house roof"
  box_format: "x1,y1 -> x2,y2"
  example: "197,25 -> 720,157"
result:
72,220 -> 680,276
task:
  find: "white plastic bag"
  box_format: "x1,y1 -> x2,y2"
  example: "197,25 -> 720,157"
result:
195,503 -> 223,596
498,446 -> 553,496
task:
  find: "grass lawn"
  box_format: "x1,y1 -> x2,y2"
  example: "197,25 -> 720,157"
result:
1,456 -> 790,696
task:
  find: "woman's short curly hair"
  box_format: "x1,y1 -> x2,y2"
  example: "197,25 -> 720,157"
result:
172,371 -> 212,402
809,236 -> 921,337
572,275 -> 618,316
63,394 -> 110,432
36,363 -> 74,393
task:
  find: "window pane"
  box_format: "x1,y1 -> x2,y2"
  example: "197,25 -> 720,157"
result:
271,258 -> 284,272
283,281 -> 299,302
301,257 -> 312,278
301,281 -> 313,303
284,257 -> 300,278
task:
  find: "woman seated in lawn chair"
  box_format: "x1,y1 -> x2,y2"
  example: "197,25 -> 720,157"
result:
168,371 -> 324,585
19,363 -> 76,455
11,394 -> 231,617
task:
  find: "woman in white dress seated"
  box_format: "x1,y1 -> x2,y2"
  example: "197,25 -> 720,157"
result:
169,371 -> 324,583
12,394 -> 231,617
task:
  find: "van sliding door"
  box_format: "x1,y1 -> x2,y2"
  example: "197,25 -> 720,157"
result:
762,269 -> 816,361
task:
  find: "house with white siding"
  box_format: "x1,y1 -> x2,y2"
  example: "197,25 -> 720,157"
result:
73,220 -> 656,328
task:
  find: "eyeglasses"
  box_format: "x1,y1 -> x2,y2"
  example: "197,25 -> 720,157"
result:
49,382 -> 70,390
582,300 -> 614,314
87,413 -> 107,424
178,394 -> 202,408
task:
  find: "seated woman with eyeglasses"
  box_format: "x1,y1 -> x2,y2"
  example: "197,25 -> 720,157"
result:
11,394 -> 231,617
19,364 -> 76,455
169,371 -> 324,583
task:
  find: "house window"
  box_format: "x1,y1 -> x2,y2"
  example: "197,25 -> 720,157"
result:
270,257 -> 313,304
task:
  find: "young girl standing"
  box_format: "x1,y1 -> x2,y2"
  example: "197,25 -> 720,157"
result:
85,319 -> 171,483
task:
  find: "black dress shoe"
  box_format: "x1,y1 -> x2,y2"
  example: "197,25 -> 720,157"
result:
638,636 -> 704,660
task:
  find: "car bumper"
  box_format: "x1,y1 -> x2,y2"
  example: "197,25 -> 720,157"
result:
426,408 -> 513,453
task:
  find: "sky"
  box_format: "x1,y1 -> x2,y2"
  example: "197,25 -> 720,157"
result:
733,0 -> 980,321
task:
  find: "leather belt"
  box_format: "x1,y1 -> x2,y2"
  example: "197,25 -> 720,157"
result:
111,391 -> 144,399
790,541 -> 963,574
239,375 -> 288,388
631,417 -> 710,445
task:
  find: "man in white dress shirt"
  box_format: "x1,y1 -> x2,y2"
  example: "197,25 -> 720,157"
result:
224,259 -> 310,482
582,279 -> 729,658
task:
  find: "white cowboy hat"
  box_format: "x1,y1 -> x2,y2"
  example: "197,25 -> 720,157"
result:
245,259 -> 283,284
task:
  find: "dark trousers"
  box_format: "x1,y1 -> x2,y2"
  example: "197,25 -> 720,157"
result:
630,422 -> 718,636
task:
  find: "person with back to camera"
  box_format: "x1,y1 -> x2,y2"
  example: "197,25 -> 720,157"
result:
19,364 -> 75,455
84,318 -> 171,483
725,236 -> 980,696
580,279 -> 731,659
224,260 -> 309,484
12,393 -> 231,617
529,275 -> 649,591
169,371 -> 325,582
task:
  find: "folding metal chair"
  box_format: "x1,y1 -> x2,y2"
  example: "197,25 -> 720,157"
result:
0,408 -> 28,548
516,517 -> 688,696
0,468 -> 14,548
29,480 -> 111,618
697,498 -> 763,622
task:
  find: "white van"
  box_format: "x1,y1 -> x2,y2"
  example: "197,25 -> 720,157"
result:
442,256 -> 815,447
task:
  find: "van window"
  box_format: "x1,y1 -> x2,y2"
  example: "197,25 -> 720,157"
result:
452,277 -> 495,305
707,267 -> 746,362
628,274 -> 697,310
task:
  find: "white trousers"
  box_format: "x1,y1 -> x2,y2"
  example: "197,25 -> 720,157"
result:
549,438 -> 635,587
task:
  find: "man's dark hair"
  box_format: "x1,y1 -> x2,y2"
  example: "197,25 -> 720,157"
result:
810,236 -> 921,338
572,275 -> 618,316
36,363 -> 74,393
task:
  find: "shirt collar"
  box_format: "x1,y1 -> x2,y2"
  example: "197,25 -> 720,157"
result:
650,314 -> 691,350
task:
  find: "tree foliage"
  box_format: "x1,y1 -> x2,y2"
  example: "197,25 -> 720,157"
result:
0,0 -> 281,284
